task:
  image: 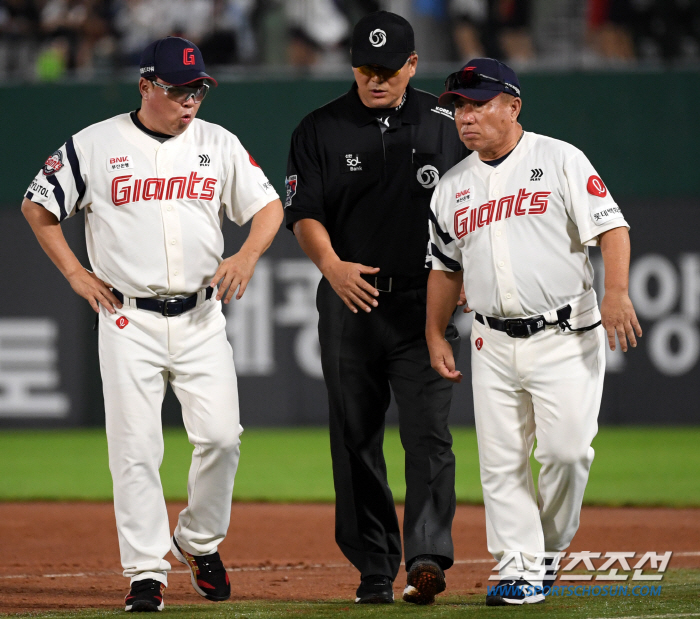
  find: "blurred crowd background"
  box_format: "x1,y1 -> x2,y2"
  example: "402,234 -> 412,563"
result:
1,0 -> 699,81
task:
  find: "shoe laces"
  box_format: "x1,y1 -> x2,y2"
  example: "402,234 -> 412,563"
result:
195,552 -> 225,575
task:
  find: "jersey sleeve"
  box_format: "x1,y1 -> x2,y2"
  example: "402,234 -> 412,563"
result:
563,150 -> 629,246
428,183 -> 463,272
24,137 -> 87,221
222,136 -> 279,226
284,116 -> 326,232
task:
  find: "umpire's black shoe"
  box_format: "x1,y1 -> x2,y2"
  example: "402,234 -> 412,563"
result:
355,575 -> 394,604
485,577 -> 546,606
171,536 -> 231,601
402,555 -> 446,605
124,579 -> 164,612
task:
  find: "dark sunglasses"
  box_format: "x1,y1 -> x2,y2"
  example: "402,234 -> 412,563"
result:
150,80 -> 210,103
444,69 -> 520,97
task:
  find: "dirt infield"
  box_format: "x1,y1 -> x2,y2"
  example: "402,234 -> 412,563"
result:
1,503 -> 699,614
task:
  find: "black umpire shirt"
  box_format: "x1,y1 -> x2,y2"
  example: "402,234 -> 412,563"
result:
285,83 -> 468,277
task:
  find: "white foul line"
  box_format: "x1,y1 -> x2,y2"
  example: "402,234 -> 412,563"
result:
588,614 -> 700,619
1,552 -> 698,581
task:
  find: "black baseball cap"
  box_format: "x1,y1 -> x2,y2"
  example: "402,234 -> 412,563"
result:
439,58 -> 520,105
139,37 -> 217,86
351,11 -> 415,71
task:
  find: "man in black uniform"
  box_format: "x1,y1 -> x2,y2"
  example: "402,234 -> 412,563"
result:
285,11 -> 468,605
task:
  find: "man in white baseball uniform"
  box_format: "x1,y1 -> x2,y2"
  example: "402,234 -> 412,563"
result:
22,37 -> 283,612
425,59 -> 642,606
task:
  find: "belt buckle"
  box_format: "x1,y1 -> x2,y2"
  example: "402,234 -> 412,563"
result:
375,277 -> 392,293
505,319 -> 528,338
162,298 -> 184,316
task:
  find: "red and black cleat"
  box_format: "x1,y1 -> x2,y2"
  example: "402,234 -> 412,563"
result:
171,536 -> 231,601
124,578 -> 165,612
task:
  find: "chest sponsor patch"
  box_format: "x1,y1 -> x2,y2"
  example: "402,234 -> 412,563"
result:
455,188 -> 472,204
42,150 -> 64,176
259,179 -> 275,194
591,203 -> 624,225
587,175 -> 607,197
28,178 -> 54,199
107,155 -> 133,172
341,153 -> 363,173
285,175 -> 297,208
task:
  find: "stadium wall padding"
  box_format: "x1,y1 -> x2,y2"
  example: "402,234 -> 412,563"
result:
1,72 -> 699,426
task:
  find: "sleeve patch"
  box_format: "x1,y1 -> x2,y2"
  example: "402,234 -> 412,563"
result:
587,175 -> 608,197
285,175 -> 297,208
28,178 -> 54,199
259,179 -> 275,194
42,150 -> 64,176
591,203 -> 623,225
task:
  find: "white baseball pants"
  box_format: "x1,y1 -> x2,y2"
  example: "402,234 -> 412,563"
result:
99,296 -> 242,585
470,316 -> 605,584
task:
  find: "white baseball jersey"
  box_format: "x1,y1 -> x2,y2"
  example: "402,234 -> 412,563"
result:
428,131 -> 628,318
26,112 -> 279,298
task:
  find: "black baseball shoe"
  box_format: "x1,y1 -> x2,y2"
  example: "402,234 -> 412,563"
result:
543,557 -> 557,595
355,575 -> 394,604
171,536 -> 231,601
402,555 -> 446,605
486,577 -> 546,606
124,579 -> 164,612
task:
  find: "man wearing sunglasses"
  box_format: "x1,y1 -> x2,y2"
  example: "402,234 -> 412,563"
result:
285,11 -> 468,606
425,58 -> 641,605
21,36 -> 283,612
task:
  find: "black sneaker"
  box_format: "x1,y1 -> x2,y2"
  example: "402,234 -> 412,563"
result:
486,577 -> 546,606
355,575 -> 394,604
402,555 -> 446,605
543,557 -> 557,595
171,536 -> 231,601
124,579 -> 164,612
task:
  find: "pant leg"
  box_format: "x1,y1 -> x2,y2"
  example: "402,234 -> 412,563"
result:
384,289 -> 459,571
169,299 -> 243,556
317,278 -> 401,580
470,318 -> 544,580
522,327 -> 605,552
99,304 -> 171,585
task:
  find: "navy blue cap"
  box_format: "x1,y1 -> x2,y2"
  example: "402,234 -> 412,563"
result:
139,37 -> 217,86
439,58 -> 520,105
351,11 -> 415,71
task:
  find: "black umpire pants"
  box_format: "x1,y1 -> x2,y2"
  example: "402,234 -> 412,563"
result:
317,276 -> 460,580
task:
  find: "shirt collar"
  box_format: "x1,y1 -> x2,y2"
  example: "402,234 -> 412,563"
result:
346,83 -> 421,127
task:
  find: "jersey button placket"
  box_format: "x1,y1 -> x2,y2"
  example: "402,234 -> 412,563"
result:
157,146 -> 186,294
488,175 -> 521,316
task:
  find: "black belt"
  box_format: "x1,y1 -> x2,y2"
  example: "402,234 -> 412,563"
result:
113,287 -> 214,317
475,305 -> 601,339
360,272 -> 429,293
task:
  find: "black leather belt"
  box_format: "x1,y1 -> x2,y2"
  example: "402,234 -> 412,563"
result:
475,305 -> 601,339
360,272 -> 429,293
113,287 -> 214,317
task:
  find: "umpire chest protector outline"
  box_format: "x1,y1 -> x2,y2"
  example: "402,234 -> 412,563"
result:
286,84 -> 468,276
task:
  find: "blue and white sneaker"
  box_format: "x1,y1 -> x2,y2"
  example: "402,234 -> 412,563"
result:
485,577 -> 546,606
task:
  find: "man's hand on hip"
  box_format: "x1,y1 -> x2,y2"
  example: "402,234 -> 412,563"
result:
601,290 -> 642,352
324,259 -> 380,314
67,267 -> 122,314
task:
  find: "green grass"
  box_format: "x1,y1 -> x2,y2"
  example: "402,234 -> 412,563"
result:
0,427 -> 699,505
4,569 -> 700,618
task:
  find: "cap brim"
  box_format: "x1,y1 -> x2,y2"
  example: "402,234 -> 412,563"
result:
157,70 -> 218,87
351,49 -> 410,71
438,90 -> 500,105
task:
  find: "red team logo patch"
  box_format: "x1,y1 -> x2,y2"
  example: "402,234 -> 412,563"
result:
475,337 -> 483,351
248,152 -> 260,168
116,316 -> 129,329
587,175 -> 607,197
42,150 -> 64,176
